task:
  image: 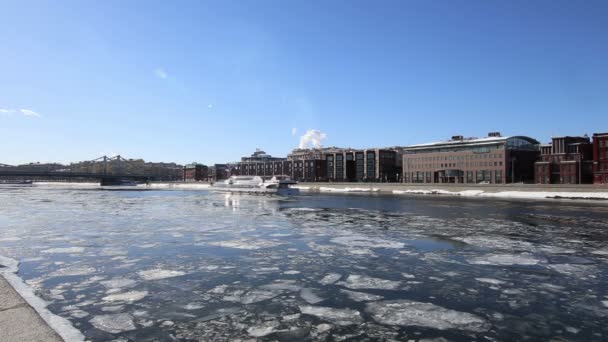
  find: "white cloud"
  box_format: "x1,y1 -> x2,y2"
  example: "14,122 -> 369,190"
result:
299,129 -> 327,149
19,109 -> 41,117
0,108 -> 41,118
154,67 -> 168,79
208,104 -> 213,109
291,127 -> 297,136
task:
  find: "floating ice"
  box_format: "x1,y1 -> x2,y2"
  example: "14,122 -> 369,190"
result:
300,288 -> 325,304
241,289 -> 282,304
330,234 -> 404,249
319,273 -> 342,285
208,284 -> 228,294
548,263 -> 597,276
102,290 -> 148,302
138,269 -> 186,280
42,247 -> 85,254
100,278 -> 137,289
338,274 -> 401,290
316,323 -> 333,332
401,273 -> 416,279
468,253 -> 543,266
283,270 -> 301,275
299,305 -> 363,325
90,313 -> 137,333
49,266 -> 96,277
366,300 -> 490,332
602,301 -> 608,308
341,289 -> 384,302
208,238 -> 283,250
475,278 -> 506,285
247,321 -> 279,337
260,279 -> 302,292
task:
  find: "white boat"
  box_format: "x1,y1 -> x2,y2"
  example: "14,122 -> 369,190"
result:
210,175 -> 300,196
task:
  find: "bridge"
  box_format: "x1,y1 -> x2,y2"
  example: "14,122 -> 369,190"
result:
0,155 -> 169,185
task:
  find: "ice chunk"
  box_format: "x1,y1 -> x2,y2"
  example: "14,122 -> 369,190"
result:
102,291 -> 148,302
283,270 -> 301,275
241,289 -> 281,304
49,266 -> 96,277
338,274 -> 401,290
247,321 -> 279,337
260,279 -> 302,292
42,247 -> 85,254
475,278 -> 506,285
138,269 -> 186,280
300,288 -> 325,304
90,313 -> 136,334
341,289 -> 384,302
100,278 -> 137,289
330,234 -> 404,249
601,300 -> 608,308
208,239 -> 283,250
300,305 -> 363,326
319,273 -> 342,285
208,284 -> 228,294
467,253 -> 543,266
401,273 -> 416,279
366,300 -> 490,332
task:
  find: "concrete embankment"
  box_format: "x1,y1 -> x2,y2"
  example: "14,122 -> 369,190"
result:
0,275 -> 63,342
293,182 -> 608,200
0,255 -> 84,342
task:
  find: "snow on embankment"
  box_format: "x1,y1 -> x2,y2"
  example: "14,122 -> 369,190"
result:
393,189 -> 608,200
0,255 -> 85,341
146,182 -> 210,190
319,187 -> 380,193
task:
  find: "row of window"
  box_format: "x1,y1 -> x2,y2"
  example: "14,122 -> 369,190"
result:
405,170 -> 502,183
407,153 -> 503,163
408,161 -> 504,170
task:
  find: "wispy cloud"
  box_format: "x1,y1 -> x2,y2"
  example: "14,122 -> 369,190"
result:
19,109 -> 41,117
291,127 -> 297,136
154,67 -> 168,79
0,108 -> 42,118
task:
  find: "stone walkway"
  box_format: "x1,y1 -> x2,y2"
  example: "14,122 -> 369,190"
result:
0,276 -> 62,342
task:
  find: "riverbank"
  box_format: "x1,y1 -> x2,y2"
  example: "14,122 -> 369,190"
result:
292,182 -> 608,200
0,256 -> 84,342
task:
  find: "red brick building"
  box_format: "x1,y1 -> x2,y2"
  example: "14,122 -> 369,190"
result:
534,136 -> 593,184
183,163 -> 208,182
402,133 -> 539,184
593,133 -> 608,184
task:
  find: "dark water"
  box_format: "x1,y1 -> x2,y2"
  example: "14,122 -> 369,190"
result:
1,184 -> 607,341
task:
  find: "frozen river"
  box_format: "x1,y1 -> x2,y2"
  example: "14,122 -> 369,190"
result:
1,184 -> 608,341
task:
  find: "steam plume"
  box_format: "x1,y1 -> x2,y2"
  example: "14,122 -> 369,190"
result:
299,129 -> 327,149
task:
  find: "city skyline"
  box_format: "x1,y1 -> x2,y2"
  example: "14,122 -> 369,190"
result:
1,1 -> 607,165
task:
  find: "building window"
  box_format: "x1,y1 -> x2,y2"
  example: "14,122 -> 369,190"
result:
495,170 -> 502,183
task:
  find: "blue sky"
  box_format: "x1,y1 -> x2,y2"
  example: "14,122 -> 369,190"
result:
1,0 -> 607,165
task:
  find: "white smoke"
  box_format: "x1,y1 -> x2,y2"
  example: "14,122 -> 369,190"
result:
299,129 -> 327,149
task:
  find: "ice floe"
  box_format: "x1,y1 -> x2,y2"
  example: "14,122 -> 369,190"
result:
300,288 -> 325,304
247,321 -> 279,337
41,246 -> 85,254
90,313 -> 137,333
366,300 -> 490,332
208,238 -> 283,250
475,278 -> 506,285
100,278 -> 137,289
300,305 -> 363,325
138,268 -> 186,280
337,274 -> 401,290
330,234 -> 404,249
468,253 -> 543,266
340,289 -> 384,302
319,273 -> 342,285
102,290 -> 148,302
